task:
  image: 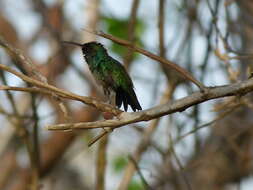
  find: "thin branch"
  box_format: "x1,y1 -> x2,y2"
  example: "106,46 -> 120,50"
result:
168,134 -> 192,190
88,128 -> 113,147
123,0 -> 140,69
0,70 -> 18,114
128,156 -> 154,190
83,29 -> 206,91
118,119 -> 161,190
0,85 -> 54,95
0,105 -> 31,119
175,104 -> 240,142
0,64 -> 121,115
0,36 -> 47,82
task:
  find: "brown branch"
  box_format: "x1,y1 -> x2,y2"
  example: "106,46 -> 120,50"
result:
88,128 -> 112,147
95,135 -> 108,190
158,0 -> 165,58
83,29 -> 206,91
48,78 -> 253,131
175,104 -> 240,143
123,0 -> 140,69
0,36 -> 47,82
168,134 -> 193,190
128,156 -> 153,190
0,64 -> 121,115
118,119 -> 160,190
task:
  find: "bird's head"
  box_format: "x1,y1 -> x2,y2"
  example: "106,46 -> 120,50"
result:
81,42 -> 107,55
62,41 -> 107,56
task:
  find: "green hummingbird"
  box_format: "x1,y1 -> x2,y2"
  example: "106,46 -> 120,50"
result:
63,41 -> 142,112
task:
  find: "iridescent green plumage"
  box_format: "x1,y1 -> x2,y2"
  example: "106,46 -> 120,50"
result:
63,41 -> 142,112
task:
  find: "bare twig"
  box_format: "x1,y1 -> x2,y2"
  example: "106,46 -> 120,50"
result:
123,0 -> 140,69
88,127 -> 113,147
83,29 -> 206,91
175,103 -> 240,142
118,119 -> 161,190
0,70 -> 18,114
0,36 -> 47,83
168,134 -> 192,190
128,156 -> 154,190
0,64 -> 121,115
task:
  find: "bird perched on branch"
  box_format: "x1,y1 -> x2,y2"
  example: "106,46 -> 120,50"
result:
63,41 -> 142,112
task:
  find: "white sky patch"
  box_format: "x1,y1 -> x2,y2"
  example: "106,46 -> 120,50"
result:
101,0 -> 133,18
64,0 -> 86,29
29,38 -> 51,63
2,0 -> 41,40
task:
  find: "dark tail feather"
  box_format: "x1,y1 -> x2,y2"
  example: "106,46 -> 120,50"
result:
116,87 -> 142,112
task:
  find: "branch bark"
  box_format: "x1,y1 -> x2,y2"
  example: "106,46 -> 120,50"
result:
48,78 -> 253,131
0,64 -> 121,115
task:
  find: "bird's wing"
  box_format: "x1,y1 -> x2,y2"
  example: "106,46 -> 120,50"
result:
109,58 -> 142,111
110,58 -> 134,89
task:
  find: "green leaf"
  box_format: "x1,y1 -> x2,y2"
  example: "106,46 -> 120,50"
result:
113,156 -> 128,173
128,180 -> 144,190
101,16 -> 146,59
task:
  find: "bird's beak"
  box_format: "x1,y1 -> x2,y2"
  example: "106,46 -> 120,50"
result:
62,41 -> 83,47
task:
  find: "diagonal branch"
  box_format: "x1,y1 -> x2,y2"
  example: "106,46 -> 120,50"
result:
0,36 -> 47,82
0,64 -> 121,115
83,29 -> 206,91
47,78 -> 253,130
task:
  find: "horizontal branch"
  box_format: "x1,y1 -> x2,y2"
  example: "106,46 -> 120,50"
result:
47,78 -> 253,130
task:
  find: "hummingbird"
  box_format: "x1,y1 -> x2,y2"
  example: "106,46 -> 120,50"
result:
63,41 -> 142,112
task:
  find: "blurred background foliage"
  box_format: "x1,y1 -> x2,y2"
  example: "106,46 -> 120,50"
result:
0,0 -> 253,190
